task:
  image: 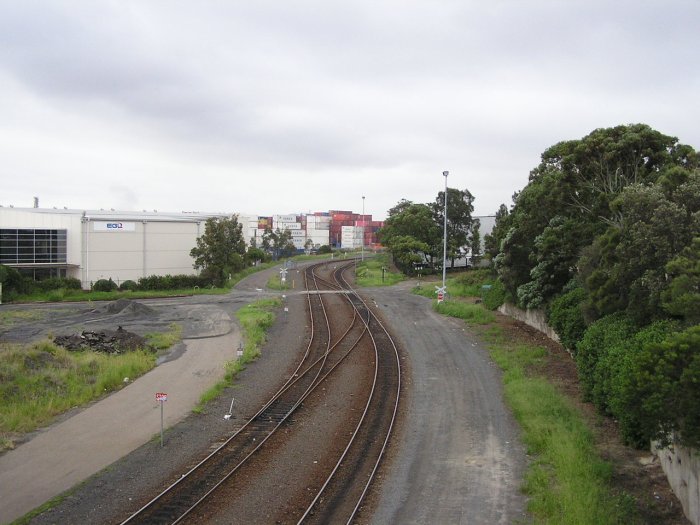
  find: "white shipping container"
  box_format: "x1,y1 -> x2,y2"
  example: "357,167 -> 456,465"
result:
273,221 -> 302,230
273,214 -> 298,223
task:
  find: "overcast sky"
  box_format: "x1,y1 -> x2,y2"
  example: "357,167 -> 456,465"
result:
1,1 -> 698,219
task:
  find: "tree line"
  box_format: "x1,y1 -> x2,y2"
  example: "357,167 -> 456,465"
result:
483,123 -> 699,448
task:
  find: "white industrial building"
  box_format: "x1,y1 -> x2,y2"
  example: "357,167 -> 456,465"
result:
0,206 -> 256,289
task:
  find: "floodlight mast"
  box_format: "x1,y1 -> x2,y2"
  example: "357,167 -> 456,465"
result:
442,171 -> 448,292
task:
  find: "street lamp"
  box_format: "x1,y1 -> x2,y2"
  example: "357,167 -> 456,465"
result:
361,195 -> 365,262
442,171 -> 448,288
436,171 -> 448,303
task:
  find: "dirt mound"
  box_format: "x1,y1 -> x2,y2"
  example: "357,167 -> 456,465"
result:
54,327 -> 149,354
97,299 -> 155,316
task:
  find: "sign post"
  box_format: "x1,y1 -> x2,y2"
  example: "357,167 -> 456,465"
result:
155,392 -> 167,446
435,285 -> 447,304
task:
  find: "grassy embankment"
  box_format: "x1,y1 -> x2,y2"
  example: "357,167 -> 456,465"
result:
354,253 -> 405,287
193,297 -> 281,412
413,269 -> 635,524
0,323 -> 182,452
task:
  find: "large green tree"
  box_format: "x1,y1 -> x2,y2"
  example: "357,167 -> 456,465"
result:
190,216 -> 247,286
495,124 -> 697,308
432,188 -> 476,267
379,201 -> 441,274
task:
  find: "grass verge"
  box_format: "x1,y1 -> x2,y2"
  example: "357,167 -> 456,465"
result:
0,324 -> 181,452
482,327 -> 635,523
193,297 -> 282,413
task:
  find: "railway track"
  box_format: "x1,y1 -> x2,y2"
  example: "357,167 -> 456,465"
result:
119,259 -> 402,524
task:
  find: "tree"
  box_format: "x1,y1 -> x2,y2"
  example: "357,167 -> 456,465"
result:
379,202 -> 441,268
494,124 -> 698,309
190,216 -> 247,286
662,237 -> 700,325
484,203 -> 510,263
261,227 -> 296,260
432,188 -> 475,268
581,171 -> 700,324
470,219 -> 481,267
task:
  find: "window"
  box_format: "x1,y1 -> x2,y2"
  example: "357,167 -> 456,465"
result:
0,229 -> 68,264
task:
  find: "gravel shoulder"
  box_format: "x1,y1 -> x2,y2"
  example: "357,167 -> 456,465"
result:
364,283 -> 528,524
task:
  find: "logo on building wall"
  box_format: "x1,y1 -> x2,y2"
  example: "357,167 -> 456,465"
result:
93,222 -> 136,232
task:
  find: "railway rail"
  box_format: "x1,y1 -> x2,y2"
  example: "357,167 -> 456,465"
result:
119,259 -> 402,524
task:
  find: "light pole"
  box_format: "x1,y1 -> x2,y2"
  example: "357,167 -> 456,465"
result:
361,195 -> 365,262
442,171 -> 448,290
435,171 -> 448,303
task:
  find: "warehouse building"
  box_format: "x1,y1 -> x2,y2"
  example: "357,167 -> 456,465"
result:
0,206 -> 255,289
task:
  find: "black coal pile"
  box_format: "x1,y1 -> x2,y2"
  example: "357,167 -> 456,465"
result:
54,327 -> 149,354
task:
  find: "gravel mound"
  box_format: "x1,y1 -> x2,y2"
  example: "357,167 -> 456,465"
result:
53,327 -> 149,354
96,298 -> 155,316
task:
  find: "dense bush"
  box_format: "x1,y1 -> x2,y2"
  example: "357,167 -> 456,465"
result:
34,277 -> 82,292
137,274 -> 211,291
119,280 -> 138,291
481,278 -> 506,310
577,315 -> 681,447
628,325 -> 700,448
575,313 -> 635,407
547,284 -> 587,352
92,278 -> 118,292
317,245 -> 332,254
607,320 -> 680,447
0,264 -> 32,299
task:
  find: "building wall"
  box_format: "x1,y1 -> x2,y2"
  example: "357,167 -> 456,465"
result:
83,219 -> 202,286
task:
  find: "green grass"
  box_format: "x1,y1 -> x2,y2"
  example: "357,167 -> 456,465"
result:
193,297 -> 282,413
145,323 -> 183,351
0,341 -> 157,449
354,254 -> 405,287
487,331 -> 634,523
434,300 -> 496,324
266,274 -> 291,291
0,323 -> 181,452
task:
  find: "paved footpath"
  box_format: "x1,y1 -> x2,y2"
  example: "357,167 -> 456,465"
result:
0,325 -> 240,524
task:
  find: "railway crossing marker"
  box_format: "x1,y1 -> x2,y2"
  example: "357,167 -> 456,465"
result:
155,392 -> 167,447
435,285 -> 447,304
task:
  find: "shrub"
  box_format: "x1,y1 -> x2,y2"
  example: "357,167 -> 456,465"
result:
608,320 -> 679,447
317,245 -> 332,254
576,313 -> 635,405
119,280 -> 138,291
627,325 -> 700,448
482,279 -> 506,310
547,284 -> 587,352
92,278 -> 118,292
35,277 -> 82,292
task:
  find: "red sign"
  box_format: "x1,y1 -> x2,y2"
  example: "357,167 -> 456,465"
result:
437,292 -> 444,302
155,392 -> 168,402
